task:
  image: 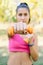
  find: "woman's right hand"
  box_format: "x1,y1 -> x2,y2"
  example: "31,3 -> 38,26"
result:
15,22 -> 26,34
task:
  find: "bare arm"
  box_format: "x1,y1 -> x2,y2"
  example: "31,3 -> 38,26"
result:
29,33 -> 39,61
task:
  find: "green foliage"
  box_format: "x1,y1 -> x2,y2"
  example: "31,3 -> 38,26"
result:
11,16 -> 17,22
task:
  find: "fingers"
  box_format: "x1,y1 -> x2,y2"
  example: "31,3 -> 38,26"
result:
16,22 -> 20,33
14,22 -> 27,34
14,23 -> 17,33
19,22 -> 27,34
23,23 -> 27,33
19,22 -> 24,31
14,22 -> 33,34
19,22 -> 24,34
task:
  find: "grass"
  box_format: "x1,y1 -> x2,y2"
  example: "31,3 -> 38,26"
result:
0,30 -> 6,35
0,47 -> 8,65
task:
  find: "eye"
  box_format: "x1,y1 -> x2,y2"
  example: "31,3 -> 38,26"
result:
19,13 -> 22,16
24,13 -> 27,16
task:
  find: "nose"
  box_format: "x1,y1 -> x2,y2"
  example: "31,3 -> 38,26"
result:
21,15 -> 25,20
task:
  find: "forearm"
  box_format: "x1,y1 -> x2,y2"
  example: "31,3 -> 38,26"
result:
29,45 -> 39,61
28,32 -> 39,61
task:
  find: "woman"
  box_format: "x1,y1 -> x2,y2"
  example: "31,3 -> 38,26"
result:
7,2 -> 38,65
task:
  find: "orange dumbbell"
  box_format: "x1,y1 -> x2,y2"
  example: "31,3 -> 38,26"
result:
24,26 -> 34,43
7,26 -> 14,37
26,26 -> 33,34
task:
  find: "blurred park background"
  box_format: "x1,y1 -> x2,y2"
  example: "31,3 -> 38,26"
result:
0,0 -> 43,65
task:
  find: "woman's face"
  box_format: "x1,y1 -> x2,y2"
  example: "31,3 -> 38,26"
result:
16,8 -> 30,23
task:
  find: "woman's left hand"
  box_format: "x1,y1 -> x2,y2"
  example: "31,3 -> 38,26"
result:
21,33 -> 34,44
28,35 -> 34,45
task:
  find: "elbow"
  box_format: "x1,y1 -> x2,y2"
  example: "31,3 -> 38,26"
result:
33,57 -> 38,61
32,54 -> 39,61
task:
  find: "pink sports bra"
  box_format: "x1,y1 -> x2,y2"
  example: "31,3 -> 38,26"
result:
8,34 -> 30,53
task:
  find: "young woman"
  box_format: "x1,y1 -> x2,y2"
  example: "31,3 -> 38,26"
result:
7,2 -> 38,65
